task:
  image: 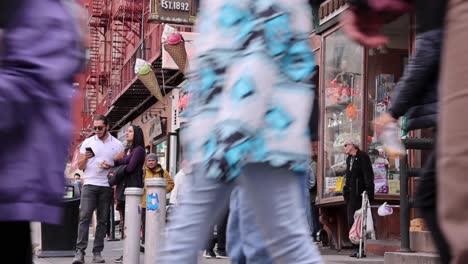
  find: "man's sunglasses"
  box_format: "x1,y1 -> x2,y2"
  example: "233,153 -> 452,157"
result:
94,126 -> 105,131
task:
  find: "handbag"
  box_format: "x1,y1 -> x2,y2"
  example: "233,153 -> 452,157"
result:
107,165 -> 127,186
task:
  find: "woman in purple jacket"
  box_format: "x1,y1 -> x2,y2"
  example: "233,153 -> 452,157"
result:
113,125 -> 146,263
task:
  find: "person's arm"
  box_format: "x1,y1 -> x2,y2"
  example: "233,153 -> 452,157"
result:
164,170 -> 175,193
124,147 -> 145,174
388,30 -> 443,119
77,140 -> 93,171
361,154 -> 375,202
342,0 -> 411,47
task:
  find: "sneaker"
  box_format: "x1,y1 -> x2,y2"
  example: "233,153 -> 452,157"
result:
92,252 -> 105,263
216,250 -> 229,259
114,256 -> 123,263
140,241 -> 145,253
72,251 -> 85,264
203,250 -> 216,259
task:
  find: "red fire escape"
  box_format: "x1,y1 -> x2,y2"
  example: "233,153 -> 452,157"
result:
86,0 -> 110,116
109,0 -> 143,103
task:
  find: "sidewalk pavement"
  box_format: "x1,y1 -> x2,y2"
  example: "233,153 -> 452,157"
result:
33,239 -> 384,264
33,238 -> 229,264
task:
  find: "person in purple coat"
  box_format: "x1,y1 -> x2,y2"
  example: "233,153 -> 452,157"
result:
0,0 -> 84,263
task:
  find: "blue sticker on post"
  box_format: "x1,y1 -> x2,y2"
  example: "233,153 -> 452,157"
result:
147,193 -> 159,211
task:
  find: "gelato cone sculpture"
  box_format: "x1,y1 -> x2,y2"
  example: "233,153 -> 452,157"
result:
137,64 -> 165,103
164,33 -> 189,74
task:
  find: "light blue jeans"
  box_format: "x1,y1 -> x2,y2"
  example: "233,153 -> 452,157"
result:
157,163 -> 323,264
227,173 -> 312,264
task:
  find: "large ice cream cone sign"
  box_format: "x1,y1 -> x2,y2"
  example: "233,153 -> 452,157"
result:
135,59 -> 164,103
164,33 -> 189,74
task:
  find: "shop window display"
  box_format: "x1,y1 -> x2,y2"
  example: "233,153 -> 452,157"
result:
365,15 -> 410,196
156,141 -> 168,170
322,29 -> 364,199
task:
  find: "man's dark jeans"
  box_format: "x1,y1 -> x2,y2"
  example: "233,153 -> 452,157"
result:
76,185 -> 113,254
207,207 -> 229,253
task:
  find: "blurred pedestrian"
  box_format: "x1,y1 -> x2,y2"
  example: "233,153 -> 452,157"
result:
227,170 -> 312,264
437,1 -> 468,263
0,0 -> 84,263
157,1 -> 322,263
112,125 -> 146,264
73,116 -> 124,264
342,1 -> 450,262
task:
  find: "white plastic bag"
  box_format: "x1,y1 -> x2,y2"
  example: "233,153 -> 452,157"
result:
349,193 -> 376,245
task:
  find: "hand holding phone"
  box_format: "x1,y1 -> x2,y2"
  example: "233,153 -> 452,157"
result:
85,147 -> 95,158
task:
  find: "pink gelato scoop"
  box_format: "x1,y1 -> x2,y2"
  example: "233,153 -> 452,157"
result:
167,33 -> 183,45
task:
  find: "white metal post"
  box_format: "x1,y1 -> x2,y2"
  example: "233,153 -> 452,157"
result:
144,178 -> 168,264
123,187 -> 143,264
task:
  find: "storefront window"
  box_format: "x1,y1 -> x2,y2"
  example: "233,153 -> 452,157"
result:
366,15 -> 409,196
155,141 -> 168,170
322,29 -> 364,199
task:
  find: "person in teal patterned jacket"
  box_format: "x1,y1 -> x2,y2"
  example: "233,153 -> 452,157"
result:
158,1 -> 323,263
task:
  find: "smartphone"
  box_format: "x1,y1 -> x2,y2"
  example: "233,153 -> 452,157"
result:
85,147 -> 95,157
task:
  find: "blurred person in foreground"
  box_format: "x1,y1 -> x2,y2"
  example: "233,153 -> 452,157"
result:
0,0 -> 84,263
157,1 -> 323,263
341,0 -> 450,262
436,0 -> 468,263
227,64 -> 321,263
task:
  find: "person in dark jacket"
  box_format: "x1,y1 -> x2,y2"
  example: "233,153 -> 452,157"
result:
113,125 -> 146,263
342,138 -> 374,258
359,1 -> 450,262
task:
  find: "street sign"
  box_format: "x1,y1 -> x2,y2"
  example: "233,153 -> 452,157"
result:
149,0 -> 197,24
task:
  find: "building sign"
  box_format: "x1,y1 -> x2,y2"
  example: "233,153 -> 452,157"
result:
149,0 -> 197,24
171,89 -> 180,131
149,116 -> 163,139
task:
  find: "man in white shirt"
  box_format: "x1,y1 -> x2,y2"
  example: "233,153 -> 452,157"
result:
73,116 -> 124,264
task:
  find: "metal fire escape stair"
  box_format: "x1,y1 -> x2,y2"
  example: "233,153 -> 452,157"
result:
86,0 -> 106,114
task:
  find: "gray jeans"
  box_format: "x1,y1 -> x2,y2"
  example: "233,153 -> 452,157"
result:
158,163 -> 323,264
75,185 -> 113,254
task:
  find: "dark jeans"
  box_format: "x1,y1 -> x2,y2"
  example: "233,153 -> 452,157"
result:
207,207 -> 229,253
310,202 -> 320,240
0,222 -> 31,264
416,151 -> 451,264
76,185 -> 113,254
